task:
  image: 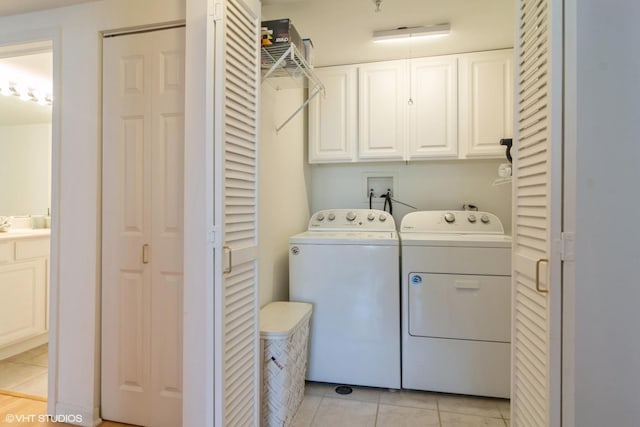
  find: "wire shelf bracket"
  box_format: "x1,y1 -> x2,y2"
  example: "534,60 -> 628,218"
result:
261,43 -> 325,132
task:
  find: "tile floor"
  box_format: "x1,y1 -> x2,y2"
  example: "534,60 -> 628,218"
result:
291,382 -> 510,427
0,344 -> 48,397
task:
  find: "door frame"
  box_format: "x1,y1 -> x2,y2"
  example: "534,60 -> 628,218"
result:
0,28 -> 61,415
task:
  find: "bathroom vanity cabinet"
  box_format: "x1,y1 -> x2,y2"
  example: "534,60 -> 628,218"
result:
0,230 -> 50,360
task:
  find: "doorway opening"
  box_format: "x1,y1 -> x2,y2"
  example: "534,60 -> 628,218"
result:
0,40 -> 54,401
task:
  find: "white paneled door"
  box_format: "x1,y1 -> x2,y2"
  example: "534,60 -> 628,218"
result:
511,0 -> 563,425
102,27 -> 185,427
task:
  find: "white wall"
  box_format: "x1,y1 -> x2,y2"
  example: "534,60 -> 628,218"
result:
258,85 -> 311,306
0,123 -> 51,217
311,159 -> 512,231
0,1 -> 184,425
566,1 -> 640,426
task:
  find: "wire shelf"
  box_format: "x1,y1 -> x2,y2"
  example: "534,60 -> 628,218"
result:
261,43 -> 325,132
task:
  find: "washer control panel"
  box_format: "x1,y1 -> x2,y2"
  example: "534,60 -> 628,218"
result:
400,210 -> 505,234
308,209 -> 395,231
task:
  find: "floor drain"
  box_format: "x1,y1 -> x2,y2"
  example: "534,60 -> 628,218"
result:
335,385 -> 353,395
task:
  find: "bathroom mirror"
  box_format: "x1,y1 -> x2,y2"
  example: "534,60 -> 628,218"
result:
0,51 -> 52,218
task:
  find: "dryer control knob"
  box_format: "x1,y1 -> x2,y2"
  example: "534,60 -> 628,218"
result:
346,211 -> 357,221
468,214 -> 477,223
444,212 -> 456,223
481,214 -> 490,224
316,213 -> 325,221
328,213 -> 336,221
367,213 -> 375,221
379,214 -> 387,222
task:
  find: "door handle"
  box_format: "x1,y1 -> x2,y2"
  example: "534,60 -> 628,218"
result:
142,244 -> 150,264
223,245 -> 232,274
536,258 -> 549,294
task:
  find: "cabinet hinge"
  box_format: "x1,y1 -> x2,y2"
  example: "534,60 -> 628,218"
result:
208,0 -> 223,21
560,232 -> 575,262
207,226 -> 221,248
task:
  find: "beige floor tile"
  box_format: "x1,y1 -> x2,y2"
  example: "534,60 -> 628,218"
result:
0,362 -> 47,389
305,382 -> 335,396
496,399 -> 510,419
438,394 -> 503,418
379,389 -> 438,410
440,411 -> 506,427
376,404 -> 440,427
311,397 -> 377,427
5,345 -> 48,363
291,395 -> 322,427
25,352 -> 49,368
8,371 -> 48,397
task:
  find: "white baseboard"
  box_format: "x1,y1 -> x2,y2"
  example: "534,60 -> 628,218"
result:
51,402 -> 99,427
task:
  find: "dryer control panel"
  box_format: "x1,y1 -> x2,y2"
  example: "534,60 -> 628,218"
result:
308,209 -> 396,231
401,210 -> 505,234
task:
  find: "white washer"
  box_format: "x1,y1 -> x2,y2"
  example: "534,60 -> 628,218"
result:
400,210 -> 512,398
289,209 -> 400,389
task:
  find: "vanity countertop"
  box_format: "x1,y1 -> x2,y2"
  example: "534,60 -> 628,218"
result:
0,229 -> 51,241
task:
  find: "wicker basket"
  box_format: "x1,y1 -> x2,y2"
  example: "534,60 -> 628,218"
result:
260,301 -> 312,427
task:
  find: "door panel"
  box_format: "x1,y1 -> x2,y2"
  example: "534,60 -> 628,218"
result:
512,0 -> 562,424
214,0 -> 261,425
102,26 -> 184,427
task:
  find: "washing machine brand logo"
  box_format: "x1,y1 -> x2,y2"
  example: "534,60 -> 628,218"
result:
411,275 -> 423,286
291,246 -> 300,255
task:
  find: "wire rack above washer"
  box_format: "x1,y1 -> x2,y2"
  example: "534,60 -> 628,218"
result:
261,43 -> 325,132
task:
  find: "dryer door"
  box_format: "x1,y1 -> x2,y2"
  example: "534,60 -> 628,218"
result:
408,273 -> 510,342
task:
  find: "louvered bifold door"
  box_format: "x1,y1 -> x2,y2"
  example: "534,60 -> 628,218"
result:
213,0 -> 261,426
511,0 -> 563,426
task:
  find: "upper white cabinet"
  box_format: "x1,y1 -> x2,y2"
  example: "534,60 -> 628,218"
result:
358,60 -> 406,160
408,56 -> 458,159
309,66 -> 358,163
308,49 -> 514,163
458,49 -> 514,158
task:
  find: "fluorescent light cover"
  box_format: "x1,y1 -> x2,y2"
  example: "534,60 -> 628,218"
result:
372,24 -> 450,43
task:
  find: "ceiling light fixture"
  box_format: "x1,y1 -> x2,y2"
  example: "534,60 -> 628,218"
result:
372,24 -> 450,43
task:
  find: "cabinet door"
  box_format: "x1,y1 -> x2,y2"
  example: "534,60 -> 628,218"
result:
358,61 -> 406,160
0,259 -> 46,346
458,49 -> 514,158
408,56 -> 458,159
309,66 -> 357,163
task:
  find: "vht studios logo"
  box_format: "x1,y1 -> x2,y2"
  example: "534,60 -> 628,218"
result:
4,414 -> 84,424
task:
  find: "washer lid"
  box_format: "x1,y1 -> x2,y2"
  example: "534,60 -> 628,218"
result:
290,230 -> 399,245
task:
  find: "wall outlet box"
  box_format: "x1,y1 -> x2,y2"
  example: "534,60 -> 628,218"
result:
362,172 -> 397,201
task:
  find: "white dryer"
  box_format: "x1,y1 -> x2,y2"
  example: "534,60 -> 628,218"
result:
400,210 -> 512,398
289,209 -> 400,389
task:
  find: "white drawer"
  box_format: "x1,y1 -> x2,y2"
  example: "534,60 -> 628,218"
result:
0,241 -> 13,263
15,238 -> 49,260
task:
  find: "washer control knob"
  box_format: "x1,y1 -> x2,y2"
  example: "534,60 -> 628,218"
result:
328,213 -> 336,221
481,214 -> 490,224
367,213 -> 376,221
316,213 -> 325,221
468,214 -> 477,223
379,214 -> 387,222
444,212 -> 456,223
346,211 -> 357,221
